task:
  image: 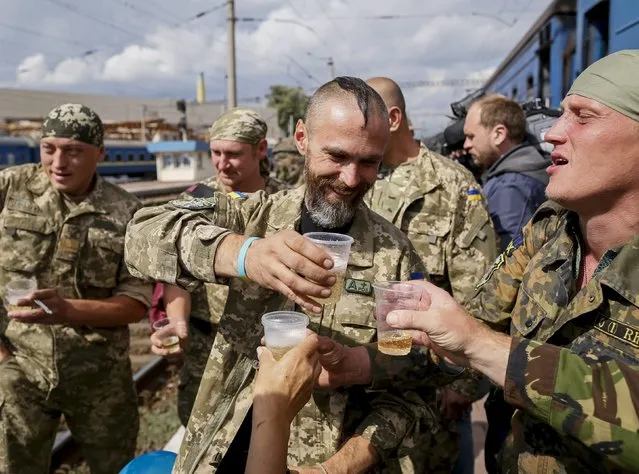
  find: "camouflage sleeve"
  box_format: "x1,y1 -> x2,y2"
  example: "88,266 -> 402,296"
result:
466,204 -> 564,332
0,168 -> 14,211
125,192 -> 262,292
446,374 -> 489,402
368,344 -> 463,391
504,337 -> 639,471
447,179 -> 497,305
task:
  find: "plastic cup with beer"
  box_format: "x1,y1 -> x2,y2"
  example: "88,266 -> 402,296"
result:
261,311 -> 309,360
373,281 -> 424,356
5,278 -> 37,312
152,318 -> 181,354
304,232 -> 354,304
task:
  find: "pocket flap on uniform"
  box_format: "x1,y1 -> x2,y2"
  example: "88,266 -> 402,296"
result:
456,210 -> 489,249
87,227 -> 124,254
409,214 -> 452,238
2,215 -> 52,235
511,311 -> 544,337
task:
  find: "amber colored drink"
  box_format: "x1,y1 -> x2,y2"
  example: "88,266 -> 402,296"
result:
378,330 -> 412,356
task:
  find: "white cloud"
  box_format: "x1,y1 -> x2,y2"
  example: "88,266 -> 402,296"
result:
4,0 -> 553,134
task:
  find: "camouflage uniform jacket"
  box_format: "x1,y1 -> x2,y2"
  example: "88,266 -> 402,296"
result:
181,175 -> 289,324
365,143 -> 496,305
365,144 -> 497,400
0,164 -> 152,392
467,201 -> 639,473
505,337 -> 639,472
125,186 -> 441,473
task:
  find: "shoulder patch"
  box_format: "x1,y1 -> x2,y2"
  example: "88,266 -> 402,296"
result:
475,254 -> 505,290
169,197 -> 216,210
504,231 -> 524,257
228,191 -> 248,200
467,188 -> 482,201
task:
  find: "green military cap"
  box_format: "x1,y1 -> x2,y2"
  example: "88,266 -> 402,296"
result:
209,108 -> 267,145
568,49 -> 639,123
42,103 -> 104,148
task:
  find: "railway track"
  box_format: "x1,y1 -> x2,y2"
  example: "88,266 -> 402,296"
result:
50,183 -> 184,472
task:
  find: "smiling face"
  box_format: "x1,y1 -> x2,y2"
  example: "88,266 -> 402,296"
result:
295,96 -> 388,228
40,137 -> 103,196
544,94 -> 639,211
210,138 -> 266,191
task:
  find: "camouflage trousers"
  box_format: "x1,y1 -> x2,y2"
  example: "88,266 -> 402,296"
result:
0,355 -> 138,474
177,319 -> 217,426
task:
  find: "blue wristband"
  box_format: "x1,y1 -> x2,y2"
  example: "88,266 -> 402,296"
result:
237,237 -> 261,279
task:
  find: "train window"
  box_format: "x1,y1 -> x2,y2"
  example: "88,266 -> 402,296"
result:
128,153 -> 134,161
19,153 -> 25,163
138,153 -> 145,161
583,1 -> 610,68
115,153 -> 123,162
7,153 -> 14,165
105,153 -> 110,161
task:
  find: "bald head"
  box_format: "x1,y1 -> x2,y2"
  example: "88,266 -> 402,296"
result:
366,77 -> 407,115
304,76 -> 388,133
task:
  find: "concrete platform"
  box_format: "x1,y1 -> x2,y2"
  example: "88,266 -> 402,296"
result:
119,180 -> 195,197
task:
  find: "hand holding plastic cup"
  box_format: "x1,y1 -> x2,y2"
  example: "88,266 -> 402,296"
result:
152,318 -> 181,354
373,281 -> 425,356
261,311 -> 309,360
304,232 -> 354,304
5,278 -> 37,312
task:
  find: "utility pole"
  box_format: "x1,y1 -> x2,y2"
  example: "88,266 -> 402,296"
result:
227,0 -> 237,108
140,105 -> 147,141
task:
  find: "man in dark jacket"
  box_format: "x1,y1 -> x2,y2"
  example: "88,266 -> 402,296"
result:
464,95 -> 550,250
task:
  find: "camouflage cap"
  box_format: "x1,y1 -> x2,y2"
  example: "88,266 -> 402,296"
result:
209,108 -> 267,145
568,49 -> 639,123
42,103 -> 104,148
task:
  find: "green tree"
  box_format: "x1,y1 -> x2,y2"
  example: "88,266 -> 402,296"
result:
266,85 -> 309,136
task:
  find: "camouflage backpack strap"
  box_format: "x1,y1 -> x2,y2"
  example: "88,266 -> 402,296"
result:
186,354 -> 256,473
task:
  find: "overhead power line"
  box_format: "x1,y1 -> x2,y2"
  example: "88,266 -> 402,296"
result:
186,1 -> 227,22
46,0 -> 145,40
0,20 -> 88,48
401,79 -> 487,89
108,0 -> 180,27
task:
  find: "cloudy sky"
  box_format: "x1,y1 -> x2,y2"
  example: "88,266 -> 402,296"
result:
2,0 -> 553,135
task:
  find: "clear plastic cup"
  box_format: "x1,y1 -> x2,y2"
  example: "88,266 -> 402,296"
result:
152,318 -> 181,354
373,281 -> 423,356
304,232 -> 354,304
5,278 -> 37,312
261,311 -> 309,360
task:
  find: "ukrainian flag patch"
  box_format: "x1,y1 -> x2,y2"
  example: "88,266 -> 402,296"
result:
467,189 -> 482,201
228,191 -> 248,200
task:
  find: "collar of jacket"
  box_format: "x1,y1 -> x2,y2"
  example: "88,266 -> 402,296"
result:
536,210 -> 639,309
268,184 -> 374,268
27,165 -> 107,216
388,143 -> 440,196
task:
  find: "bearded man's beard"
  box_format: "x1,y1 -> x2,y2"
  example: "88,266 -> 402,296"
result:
304,166 -> 370,228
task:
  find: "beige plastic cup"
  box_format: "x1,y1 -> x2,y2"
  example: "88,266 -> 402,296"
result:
304,232 -> 354,304
261,311 -> 309,360
5,278 -> 37,312
373,281 -> 423,356
152,318 -> 181,354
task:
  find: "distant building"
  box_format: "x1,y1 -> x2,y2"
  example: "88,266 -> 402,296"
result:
0,87 -> 281,141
